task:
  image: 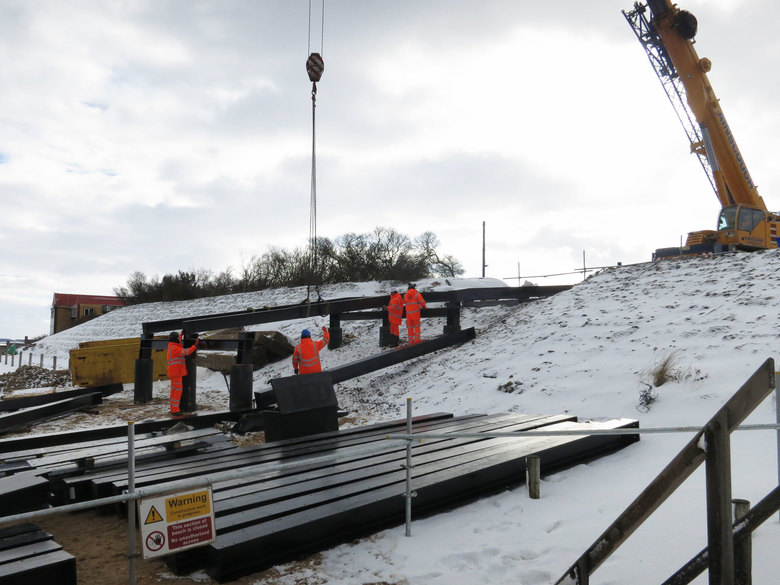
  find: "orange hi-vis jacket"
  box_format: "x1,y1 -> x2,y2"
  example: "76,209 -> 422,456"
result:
387,292 -> 404,325
292,327 -> 330,374
403,288 -> 426,323
167,342 -> 196,378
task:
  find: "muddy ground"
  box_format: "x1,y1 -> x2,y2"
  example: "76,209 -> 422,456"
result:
36,509 -> 331,585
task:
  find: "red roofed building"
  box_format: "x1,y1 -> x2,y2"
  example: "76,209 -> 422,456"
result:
50,293 -> 126,334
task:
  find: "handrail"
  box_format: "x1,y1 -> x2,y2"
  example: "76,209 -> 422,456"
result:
661,485 -> 780,585
554,358 -> 776,584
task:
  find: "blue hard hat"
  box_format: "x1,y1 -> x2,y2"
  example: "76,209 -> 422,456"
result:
301,329 -> 311,338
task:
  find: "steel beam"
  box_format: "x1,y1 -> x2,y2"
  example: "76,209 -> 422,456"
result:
197,416 -> 636,582
142,286 -> 570,334
0,394 -> 103,435
328,327 -> 476,383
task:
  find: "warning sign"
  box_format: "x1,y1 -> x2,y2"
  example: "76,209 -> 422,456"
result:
144,506 -> 163,525
146,531 -> 165,552
138,487 -> 216,559
169,516 -> 213,549
165,489 -> 211,523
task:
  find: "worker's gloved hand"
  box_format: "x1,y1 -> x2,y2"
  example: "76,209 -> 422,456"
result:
322,326 -> 328,334
294,369 -> 299,375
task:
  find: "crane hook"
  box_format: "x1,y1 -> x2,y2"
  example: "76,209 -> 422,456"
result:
306,52 -> 324,83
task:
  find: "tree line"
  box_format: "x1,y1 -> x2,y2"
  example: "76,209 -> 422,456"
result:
114,228 -> 464,304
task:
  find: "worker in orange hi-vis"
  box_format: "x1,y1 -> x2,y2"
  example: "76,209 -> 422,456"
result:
292,326 -> 330,374
167,331 -> 198,417
403,283 -> 427,344
386,288 -> 404,346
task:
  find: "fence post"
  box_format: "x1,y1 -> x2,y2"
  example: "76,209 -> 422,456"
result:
28,353 -> 32,366
52,356 -> 57,371
733,499 -> 751,585
705,410 -> 734,585
39,354 -> 43,368
526,455 -> 541,499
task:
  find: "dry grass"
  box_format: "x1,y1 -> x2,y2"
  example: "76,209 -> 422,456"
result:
650,352 -> 677,387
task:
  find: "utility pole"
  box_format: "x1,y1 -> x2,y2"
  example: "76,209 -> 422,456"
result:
481,221 -> 486,278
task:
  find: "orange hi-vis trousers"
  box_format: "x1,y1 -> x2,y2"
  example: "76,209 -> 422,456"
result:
406,319 -> 421,344
170,377 -> 183,414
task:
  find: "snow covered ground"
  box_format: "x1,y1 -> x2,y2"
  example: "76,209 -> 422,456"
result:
4,254 -> 780,584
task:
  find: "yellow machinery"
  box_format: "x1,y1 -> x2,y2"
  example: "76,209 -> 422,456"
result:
70,337 -> 169,388
624,1 -> 780,258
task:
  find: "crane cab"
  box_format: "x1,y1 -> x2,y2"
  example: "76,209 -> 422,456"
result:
715,205 -> 780,251
653,205 -> 780,260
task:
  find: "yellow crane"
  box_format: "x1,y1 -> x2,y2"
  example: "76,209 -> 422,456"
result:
624,0 -> 780,259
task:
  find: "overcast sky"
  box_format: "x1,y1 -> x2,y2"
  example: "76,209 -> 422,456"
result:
1,0 -> 777,338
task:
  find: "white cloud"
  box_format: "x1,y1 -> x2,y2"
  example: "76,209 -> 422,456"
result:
1,0 -> 779,337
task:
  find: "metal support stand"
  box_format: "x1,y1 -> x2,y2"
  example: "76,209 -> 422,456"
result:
444,302 -> 461,334
180,334 -> 198,413
328,313 -> 342,349
229,332 -> 254,411
229,365 -> 253,411
126,422 -> 137,585
133,334 -> 154,403
379,325 -> 397,347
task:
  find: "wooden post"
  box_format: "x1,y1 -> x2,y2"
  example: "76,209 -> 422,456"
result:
28,353 -> 32,366
733,499 -> 751,585
526,455 -> 541,499
39,354 -> 43,367
705,410 -> 733,585
52,356 -> 57,370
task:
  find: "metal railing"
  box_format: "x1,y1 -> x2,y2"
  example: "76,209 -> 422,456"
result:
1,350 -> 63,371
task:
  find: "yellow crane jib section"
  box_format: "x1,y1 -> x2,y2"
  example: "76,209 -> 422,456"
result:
648,0 -> 764,211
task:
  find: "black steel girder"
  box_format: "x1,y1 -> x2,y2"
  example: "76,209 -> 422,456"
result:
141,286 -> 570,335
